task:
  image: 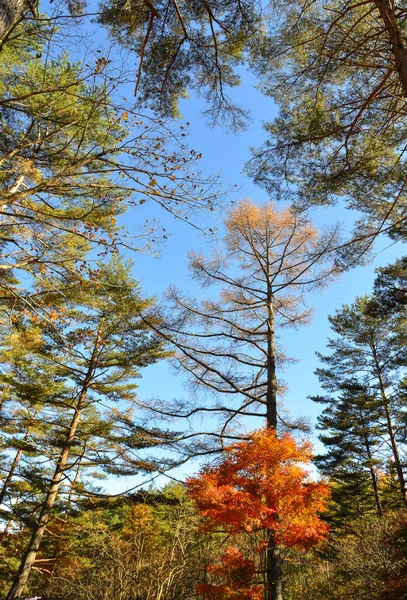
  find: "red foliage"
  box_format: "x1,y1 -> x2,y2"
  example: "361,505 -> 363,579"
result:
188,429 -> 329,599
187,428 -> 330,550
197,547 -> 263,600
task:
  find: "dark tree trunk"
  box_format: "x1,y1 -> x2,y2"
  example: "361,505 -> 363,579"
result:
266,288 -> 283,600
267,536 -> 283,600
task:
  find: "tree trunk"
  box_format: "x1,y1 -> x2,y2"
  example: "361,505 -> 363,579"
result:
5,342 -> 99,599
358,409 -> 383,516
266,288 -> 283,600
381,395 -> 407,506
0,0 -> 30,40
373,0 -> 407,97
266,291 -> 278,431
372,346 -> 407,507
267,536 -> 283,600
364,438 -> 383,517
0,414 -> 37,507
0,447 -> 22,507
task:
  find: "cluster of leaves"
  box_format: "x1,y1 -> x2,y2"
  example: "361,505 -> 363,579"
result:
187,428 -> 330,548
197,547 -> 262,600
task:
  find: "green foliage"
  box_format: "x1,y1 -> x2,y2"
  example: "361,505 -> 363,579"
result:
97,0 -> 262,130
0,259 -> 178,597
284,512 -> 407,600
248,0 -> 407,256
26,484 -> 213,600
313,294 -> 407,515
374,256 -> 407,313
0,13 -> 222,316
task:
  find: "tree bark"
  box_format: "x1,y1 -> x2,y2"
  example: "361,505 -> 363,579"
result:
0,0 -> 30,40
266,289 -> 278,430
364,436 -> 383,517
374,0 -> 407,97
265,286 -> 283,600
267,536 -> 283,600
0,447 -> 22,507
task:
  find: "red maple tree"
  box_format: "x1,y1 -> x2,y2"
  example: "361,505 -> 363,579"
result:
186,428 -> 330,598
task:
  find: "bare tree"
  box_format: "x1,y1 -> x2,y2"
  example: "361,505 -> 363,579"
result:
150,199 -> 341,600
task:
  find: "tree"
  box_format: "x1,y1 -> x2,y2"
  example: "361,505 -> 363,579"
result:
0,14 -> 220,316
248,0 -> 407,255
4,259 -> 173,600
29,484 -> 213,600
186,428 -> 330,600
0,0 -> 264,131
312,383 -> 386,521
151,200 -> 339,600
0,326 -> 65,524
0,0 -> 32,40
314,296 -> 407,508
284,511 -> 407,600
373,256 -> 407,312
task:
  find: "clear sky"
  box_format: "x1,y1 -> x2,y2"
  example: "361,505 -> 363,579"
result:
55,4 -> 405,491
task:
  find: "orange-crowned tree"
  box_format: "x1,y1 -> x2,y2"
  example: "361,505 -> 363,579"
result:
186,428 -> 330,600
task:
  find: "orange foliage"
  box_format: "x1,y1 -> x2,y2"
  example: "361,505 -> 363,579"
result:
187,428 -> 330,550
197,547 -> 263,600
225,200 -> 318,261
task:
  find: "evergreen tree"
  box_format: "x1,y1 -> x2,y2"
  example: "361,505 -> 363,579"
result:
0,14 -> 220,314
0,326 -> 65,524
314,296 -> 407,509
313,383 -> 385,520
0,0 -> 264,130
248,0 -> 407,254
374,256 -> 407,313
4,259 -> 172,599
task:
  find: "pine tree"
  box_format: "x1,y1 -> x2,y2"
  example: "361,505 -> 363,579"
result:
313,383 -> 385,520
314,296 -> 407,509
248,0 -> 407,253
0,14 -> 220,314
0,326 -> 65,523
373,256 -> 407,313
5,259 -> 172,599
0,0 -> 264,131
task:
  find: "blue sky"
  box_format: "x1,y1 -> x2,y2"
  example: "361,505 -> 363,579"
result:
130,70 -> 403,425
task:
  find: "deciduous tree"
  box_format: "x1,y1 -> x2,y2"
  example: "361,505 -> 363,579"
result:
187,428 -> 330,600
152,199 -> 339,600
